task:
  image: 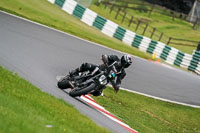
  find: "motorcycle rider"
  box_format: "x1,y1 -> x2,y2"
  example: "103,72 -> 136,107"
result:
57,54 -> 132,96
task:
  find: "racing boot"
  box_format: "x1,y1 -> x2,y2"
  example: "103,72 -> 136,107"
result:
68,68 -> 80,80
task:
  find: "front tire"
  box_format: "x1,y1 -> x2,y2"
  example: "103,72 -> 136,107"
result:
69,83 -> 96,97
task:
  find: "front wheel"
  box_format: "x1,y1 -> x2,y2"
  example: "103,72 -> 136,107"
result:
69,83 -> 96,97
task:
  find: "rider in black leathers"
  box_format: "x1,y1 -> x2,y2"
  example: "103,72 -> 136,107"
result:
58,54 -> 132,96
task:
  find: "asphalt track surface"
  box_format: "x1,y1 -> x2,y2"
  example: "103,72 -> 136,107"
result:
1,11 -> 200,132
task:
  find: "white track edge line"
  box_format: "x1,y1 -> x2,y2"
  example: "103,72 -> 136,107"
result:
120,87 -> 200,108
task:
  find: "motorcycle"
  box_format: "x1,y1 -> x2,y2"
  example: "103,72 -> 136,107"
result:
57,59 -> 119,97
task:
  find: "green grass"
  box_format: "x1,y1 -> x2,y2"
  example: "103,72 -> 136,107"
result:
90,3 -> 200,54
92,87 -> 200,133
0,0 -> 153,60
0,66 -> 111,133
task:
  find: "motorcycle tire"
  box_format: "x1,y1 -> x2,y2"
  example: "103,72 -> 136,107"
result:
57,77 -> 70,89
69,83 -> 96,97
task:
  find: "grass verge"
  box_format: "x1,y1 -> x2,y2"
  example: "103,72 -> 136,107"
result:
0,66 -> 111,133
93,87 -> 200,133
90,3 -> 200,54
0,0 -> 153,60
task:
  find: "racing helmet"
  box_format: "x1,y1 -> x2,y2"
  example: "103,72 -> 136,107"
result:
121,54 -> 132,68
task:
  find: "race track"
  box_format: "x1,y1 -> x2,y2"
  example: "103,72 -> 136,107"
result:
1,11 -> 200,132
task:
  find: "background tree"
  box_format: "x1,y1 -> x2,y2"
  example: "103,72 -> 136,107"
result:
143,0 -> 195,14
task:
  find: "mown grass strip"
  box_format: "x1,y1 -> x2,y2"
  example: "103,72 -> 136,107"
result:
0,66 -> 111,133
92,87 -> 200,133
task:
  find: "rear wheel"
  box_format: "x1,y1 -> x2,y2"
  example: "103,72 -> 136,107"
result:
57,77 -> 71,89
69,83 -> 96,97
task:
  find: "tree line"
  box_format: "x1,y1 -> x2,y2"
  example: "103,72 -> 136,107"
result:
143,0 -> 195,14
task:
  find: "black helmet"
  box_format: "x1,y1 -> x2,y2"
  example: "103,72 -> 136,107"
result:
121,54 -> 132,68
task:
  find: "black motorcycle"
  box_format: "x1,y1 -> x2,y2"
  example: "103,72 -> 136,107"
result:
57,60 -> 119,97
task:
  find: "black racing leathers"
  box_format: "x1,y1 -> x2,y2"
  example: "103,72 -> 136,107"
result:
67,55 -> 126,96
101,55 -> 126,92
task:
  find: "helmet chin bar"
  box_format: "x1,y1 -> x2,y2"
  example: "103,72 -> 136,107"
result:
121,54 -> 132,68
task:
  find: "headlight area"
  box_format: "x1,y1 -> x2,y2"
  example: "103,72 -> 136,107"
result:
99,75 -> 107,85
